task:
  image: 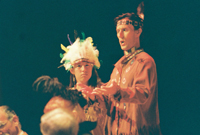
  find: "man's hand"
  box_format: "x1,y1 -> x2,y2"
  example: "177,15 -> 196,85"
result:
76,83 -> 104,101
92,80 -> 120,96
76,83 -> 94,99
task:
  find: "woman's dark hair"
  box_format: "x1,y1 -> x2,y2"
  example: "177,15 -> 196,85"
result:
69,67 -> 102,88
32,75 -> 87,108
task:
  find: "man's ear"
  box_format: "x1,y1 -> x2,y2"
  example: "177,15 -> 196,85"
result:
12,115 -> 19,126
136,28 -> 142,37
70,68 -> 75,75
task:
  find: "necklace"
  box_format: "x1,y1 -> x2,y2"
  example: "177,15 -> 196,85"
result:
121,49 -> 143,64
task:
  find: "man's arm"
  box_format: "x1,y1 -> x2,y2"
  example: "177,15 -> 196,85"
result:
93,58 -> 157,104
119,59 -> 157,104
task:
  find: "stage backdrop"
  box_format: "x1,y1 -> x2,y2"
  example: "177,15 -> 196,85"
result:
0,0 -> 199,134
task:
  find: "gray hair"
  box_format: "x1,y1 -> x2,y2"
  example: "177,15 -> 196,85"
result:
40,108 -> 79,135
1,105 -> 16,120
0,105 -> 21,129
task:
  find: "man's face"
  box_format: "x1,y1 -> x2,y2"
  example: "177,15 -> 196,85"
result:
0,110 -> 16,135
116,18 -> 138,51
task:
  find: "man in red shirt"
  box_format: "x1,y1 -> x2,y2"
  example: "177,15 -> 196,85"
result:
93,11 -> 162,135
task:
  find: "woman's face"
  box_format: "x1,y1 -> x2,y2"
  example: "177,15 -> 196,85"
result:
71,61 -> 93,85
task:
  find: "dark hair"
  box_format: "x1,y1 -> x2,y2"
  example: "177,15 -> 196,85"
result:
32,75 -> 87,108
69,67 -> 102,88
114,12 -> 143,30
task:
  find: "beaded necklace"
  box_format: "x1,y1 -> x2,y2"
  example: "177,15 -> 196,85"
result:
121,49 -> 143,64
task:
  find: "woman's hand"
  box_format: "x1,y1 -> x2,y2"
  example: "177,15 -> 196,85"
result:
76,83 -> 96,100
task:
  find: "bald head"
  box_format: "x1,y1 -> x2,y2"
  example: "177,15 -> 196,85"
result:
40,108 -> 79,135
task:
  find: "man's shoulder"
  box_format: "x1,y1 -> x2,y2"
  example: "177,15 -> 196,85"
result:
21,131 -> 28,135
136,52 -> 155,62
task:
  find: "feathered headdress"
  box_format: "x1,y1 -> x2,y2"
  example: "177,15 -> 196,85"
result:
137,1 -> 144,20
59,33 -> 100,71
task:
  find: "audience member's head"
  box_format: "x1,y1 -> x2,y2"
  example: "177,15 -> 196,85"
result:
0,106 -> 23,135
40,108 -> 79,135
33,75 -> 88,124
32,75 -> 87,109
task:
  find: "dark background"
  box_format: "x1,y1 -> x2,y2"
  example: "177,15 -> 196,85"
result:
0,0 -> 199,134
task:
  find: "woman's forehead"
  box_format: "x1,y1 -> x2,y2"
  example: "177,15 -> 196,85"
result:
74,60 -> 93,65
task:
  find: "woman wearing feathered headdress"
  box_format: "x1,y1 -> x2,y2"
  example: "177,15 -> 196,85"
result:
58,33 -> 108,135
35,33 -> 107,135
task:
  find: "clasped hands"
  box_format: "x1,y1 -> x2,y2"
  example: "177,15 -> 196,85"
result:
77,80 -> 120,101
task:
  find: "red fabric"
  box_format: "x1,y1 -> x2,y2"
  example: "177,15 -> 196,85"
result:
43,96 -> 72,113
107,52 -> 162,135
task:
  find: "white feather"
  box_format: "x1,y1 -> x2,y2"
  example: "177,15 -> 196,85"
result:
60,37 -> 100,70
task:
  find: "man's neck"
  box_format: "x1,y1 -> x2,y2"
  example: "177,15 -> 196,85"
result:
124,47 -> 136,55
